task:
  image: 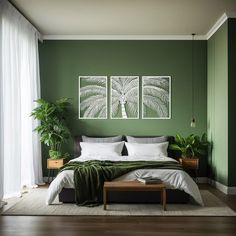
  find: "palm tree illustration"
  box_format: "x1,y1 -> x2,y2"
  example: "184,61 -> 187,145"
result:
80,77 -> 107,118
111,76 -> 139,118
143,77 -> 170,117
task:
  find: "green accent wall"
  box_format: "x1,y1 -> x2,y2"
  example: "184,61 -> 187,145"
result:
208,19 -> 236,187
39,40 -> 207,176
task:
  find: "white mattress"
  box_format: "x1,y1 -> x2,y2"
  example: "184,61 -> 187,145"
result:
46,156 -> 203,206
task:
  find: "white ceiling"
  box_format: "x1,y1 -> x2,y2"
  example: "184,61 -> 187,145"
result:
10,0 -> 236,37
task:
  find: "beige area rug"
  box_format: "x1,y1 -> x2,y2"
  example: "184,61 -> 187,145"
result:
1,188 -> 236,216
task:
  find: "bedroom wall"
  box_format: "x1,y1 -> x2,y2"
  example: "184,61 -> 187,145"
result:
207,22 -> 228,186
39,40 -> 207,176
207,19 -> 236,187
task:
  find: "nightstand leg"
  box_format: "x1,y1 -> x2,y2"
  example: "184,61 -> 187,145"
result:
48,169 -> 50,183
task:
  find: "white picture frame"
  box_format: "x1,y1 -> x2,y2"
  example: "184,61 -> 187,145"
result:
142,76 -> 171,119
78,76 -> 108,119
110,76 -> 139,119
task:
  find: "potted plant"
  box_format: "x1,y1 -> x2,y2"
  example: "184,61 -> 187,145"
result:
31,98 -> 71,159
169,133 -> 209,170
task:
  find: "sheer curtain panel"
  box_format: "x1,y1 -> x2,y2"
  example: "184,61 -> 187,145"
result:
0,0 -> 44,201
0,0 -> 4,207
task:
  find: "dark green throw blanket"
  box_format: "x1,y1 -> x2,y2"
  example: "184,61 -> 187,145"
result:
60,160 -> 183,206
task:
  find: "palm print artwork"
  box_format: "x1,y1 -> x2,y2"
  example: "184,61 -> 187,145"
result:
79,76 -> 107,119
142,76 -> 171,119
111,76 -> 139,119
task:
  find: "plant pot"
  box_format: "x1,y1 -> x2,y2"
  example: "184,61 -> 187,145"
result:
178,158 -> 199,170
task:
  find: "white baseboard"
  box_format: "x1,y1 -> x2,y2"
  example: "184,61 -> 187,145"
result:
192,177 -> 236,195
208,179 -> 236,195
208,179 -> 228,194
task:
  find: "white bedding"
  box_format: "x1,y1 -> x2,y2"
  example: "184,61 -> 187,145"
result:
46,156 -> 203,206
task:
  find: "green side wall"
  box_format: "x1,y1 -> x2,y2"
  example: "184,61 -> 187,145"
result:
208,19 -> 236,187
228,19 -> 236,187
207,22 -> 228,185
39,40 -> 207,176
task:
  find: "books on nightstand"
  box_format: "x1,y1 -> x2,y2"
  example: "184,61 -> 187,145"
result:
137,177 -> 163,184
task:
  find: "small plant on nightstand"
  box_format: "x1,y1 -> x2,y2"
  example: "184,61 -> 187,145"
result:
169,133 -> 210,178
169,133 -> 209,159
31,98 -> 71,160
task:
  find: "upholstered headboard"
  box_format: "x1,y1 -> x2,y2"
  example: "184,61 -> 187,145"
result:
74,135 -> 176,159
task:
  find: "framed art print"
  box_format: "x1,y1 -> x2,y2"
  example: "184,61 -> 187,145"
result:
79,76 -> 107,119
110,76 -> 139,119
142,76 -> 171,119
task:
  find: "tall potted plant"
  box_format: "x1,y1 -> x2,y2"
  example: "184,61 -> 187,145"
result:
31,98 -> 71,159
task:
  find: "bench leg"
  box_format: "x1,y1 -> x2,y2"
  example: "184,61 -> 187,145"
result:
103,188 -> 107,210
163,188 -> 166,211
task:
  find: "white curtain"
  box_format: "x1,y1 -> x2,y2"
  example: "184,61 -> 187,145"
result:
0,0 -> 3,207
0,0 -> 44,202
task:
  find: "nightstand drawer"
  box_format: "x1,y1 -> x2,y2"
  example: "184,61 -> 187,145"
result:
47,158 -> 65,169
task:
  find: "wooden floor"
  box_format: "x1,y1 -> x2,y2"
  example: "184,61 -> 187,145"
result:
0,184 -> 236,236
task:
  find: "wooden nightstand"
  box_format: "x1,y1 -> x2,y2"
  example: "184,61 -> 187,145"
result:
47,158 -> 65,183
179,158 -> 199,181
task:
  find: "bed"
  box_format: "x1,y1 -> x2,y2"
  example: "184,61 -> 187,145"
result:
46,135 -> 203,206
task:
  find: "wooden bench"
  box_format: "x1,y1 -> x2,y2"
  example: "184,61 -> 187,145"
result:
103,181 -> 166,211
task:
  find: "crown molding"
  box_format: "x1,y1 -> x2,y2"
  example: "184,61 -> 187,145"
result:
43,34 -> 206,40
206,12 -> 236,40
206,13 -> 228,40
42,12 -> 236,41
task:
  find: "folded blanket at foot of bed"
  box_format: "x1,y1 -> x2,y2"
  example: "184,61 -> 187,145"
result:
60,160 -> 183,206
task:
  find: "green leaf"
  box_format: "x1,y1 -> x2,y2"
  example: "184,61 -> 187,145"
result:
34,99 -> 47,105
175,133 -> 185,145
169,144 -> 182,151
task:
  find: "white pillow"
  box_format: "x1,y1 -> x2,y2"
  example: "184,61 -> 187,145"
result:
82,135 -> 123,143
126,136 -> 168,143
80,141 -> 124,157
125,142 -> 169,157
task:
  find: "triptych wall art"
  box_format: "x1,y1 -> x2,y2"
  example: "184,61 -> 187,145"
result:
78,76 -> 171,119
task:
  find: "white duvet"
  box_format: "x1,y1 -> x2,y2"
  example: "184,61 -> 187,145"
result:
46,156 -> 203,206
